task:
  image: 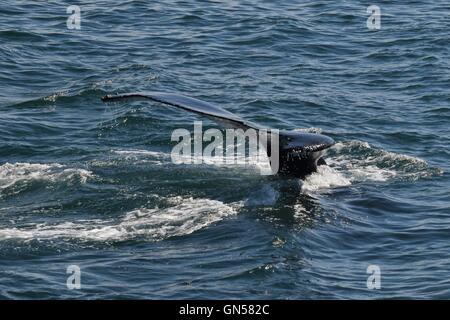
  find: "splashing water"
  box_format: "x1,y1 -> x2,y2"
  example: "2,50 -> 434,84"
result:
0,162 -> 93,191
0,196 -> 241,242
300,139 -> 442,192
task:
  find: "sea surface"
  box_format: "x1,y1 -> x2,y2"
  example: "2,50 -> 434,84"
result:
0,1 -> 449,299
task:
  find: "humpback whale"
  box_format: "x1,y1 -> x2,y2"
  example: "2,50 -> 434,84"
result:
101,92 -> 334,178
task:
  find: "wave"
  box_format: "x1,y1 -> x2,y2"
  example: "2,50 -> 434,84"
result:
110,148 -> 273,174
293,127 -> 323,134
110,138 -> 441,193
42,90 -> 69,102
0,196 -> 241,242
301,139 -> 442,192
0,162 -> 93,191
110,149 -> 168,164
6,142 -> 434,200
0,29 -> 45,42
301,165 -> 351,192
4,88 -> 107,109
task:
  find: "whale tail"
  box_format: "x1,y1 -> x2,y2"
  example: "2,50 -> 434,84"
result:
102,92 -> 258,130
102,92 -> 334,178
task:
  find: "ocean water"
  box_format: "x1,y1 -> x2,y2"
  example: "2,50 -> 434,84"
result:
0,1 -> 449,299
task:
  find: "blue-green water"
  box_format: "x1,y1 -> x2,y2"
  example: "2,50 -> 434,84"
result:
0,1 -> 449,299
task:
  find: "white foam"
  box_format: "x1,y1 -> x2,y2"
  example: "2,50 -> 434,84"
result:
293,127 -> 323,134
326,140 -> 435,183
120,196 -> 240,240
43,90 -> 68,102
301,165 -> 351,192
0,196 -> 241,242
103,149 -> 170,166
200,153 -> 272,175
331,140 -> 370,152
112,148 -> 272,174
0,162 -> 93,190
346,165 -> 396,182
113,149 -> 167,157
108,140 -> 439,194
299,139 -> 439,192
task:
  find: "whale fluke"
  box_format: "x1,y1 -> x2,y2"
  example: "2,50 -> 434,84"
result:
102,92 -> 258,130
102,92 -> 334,178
